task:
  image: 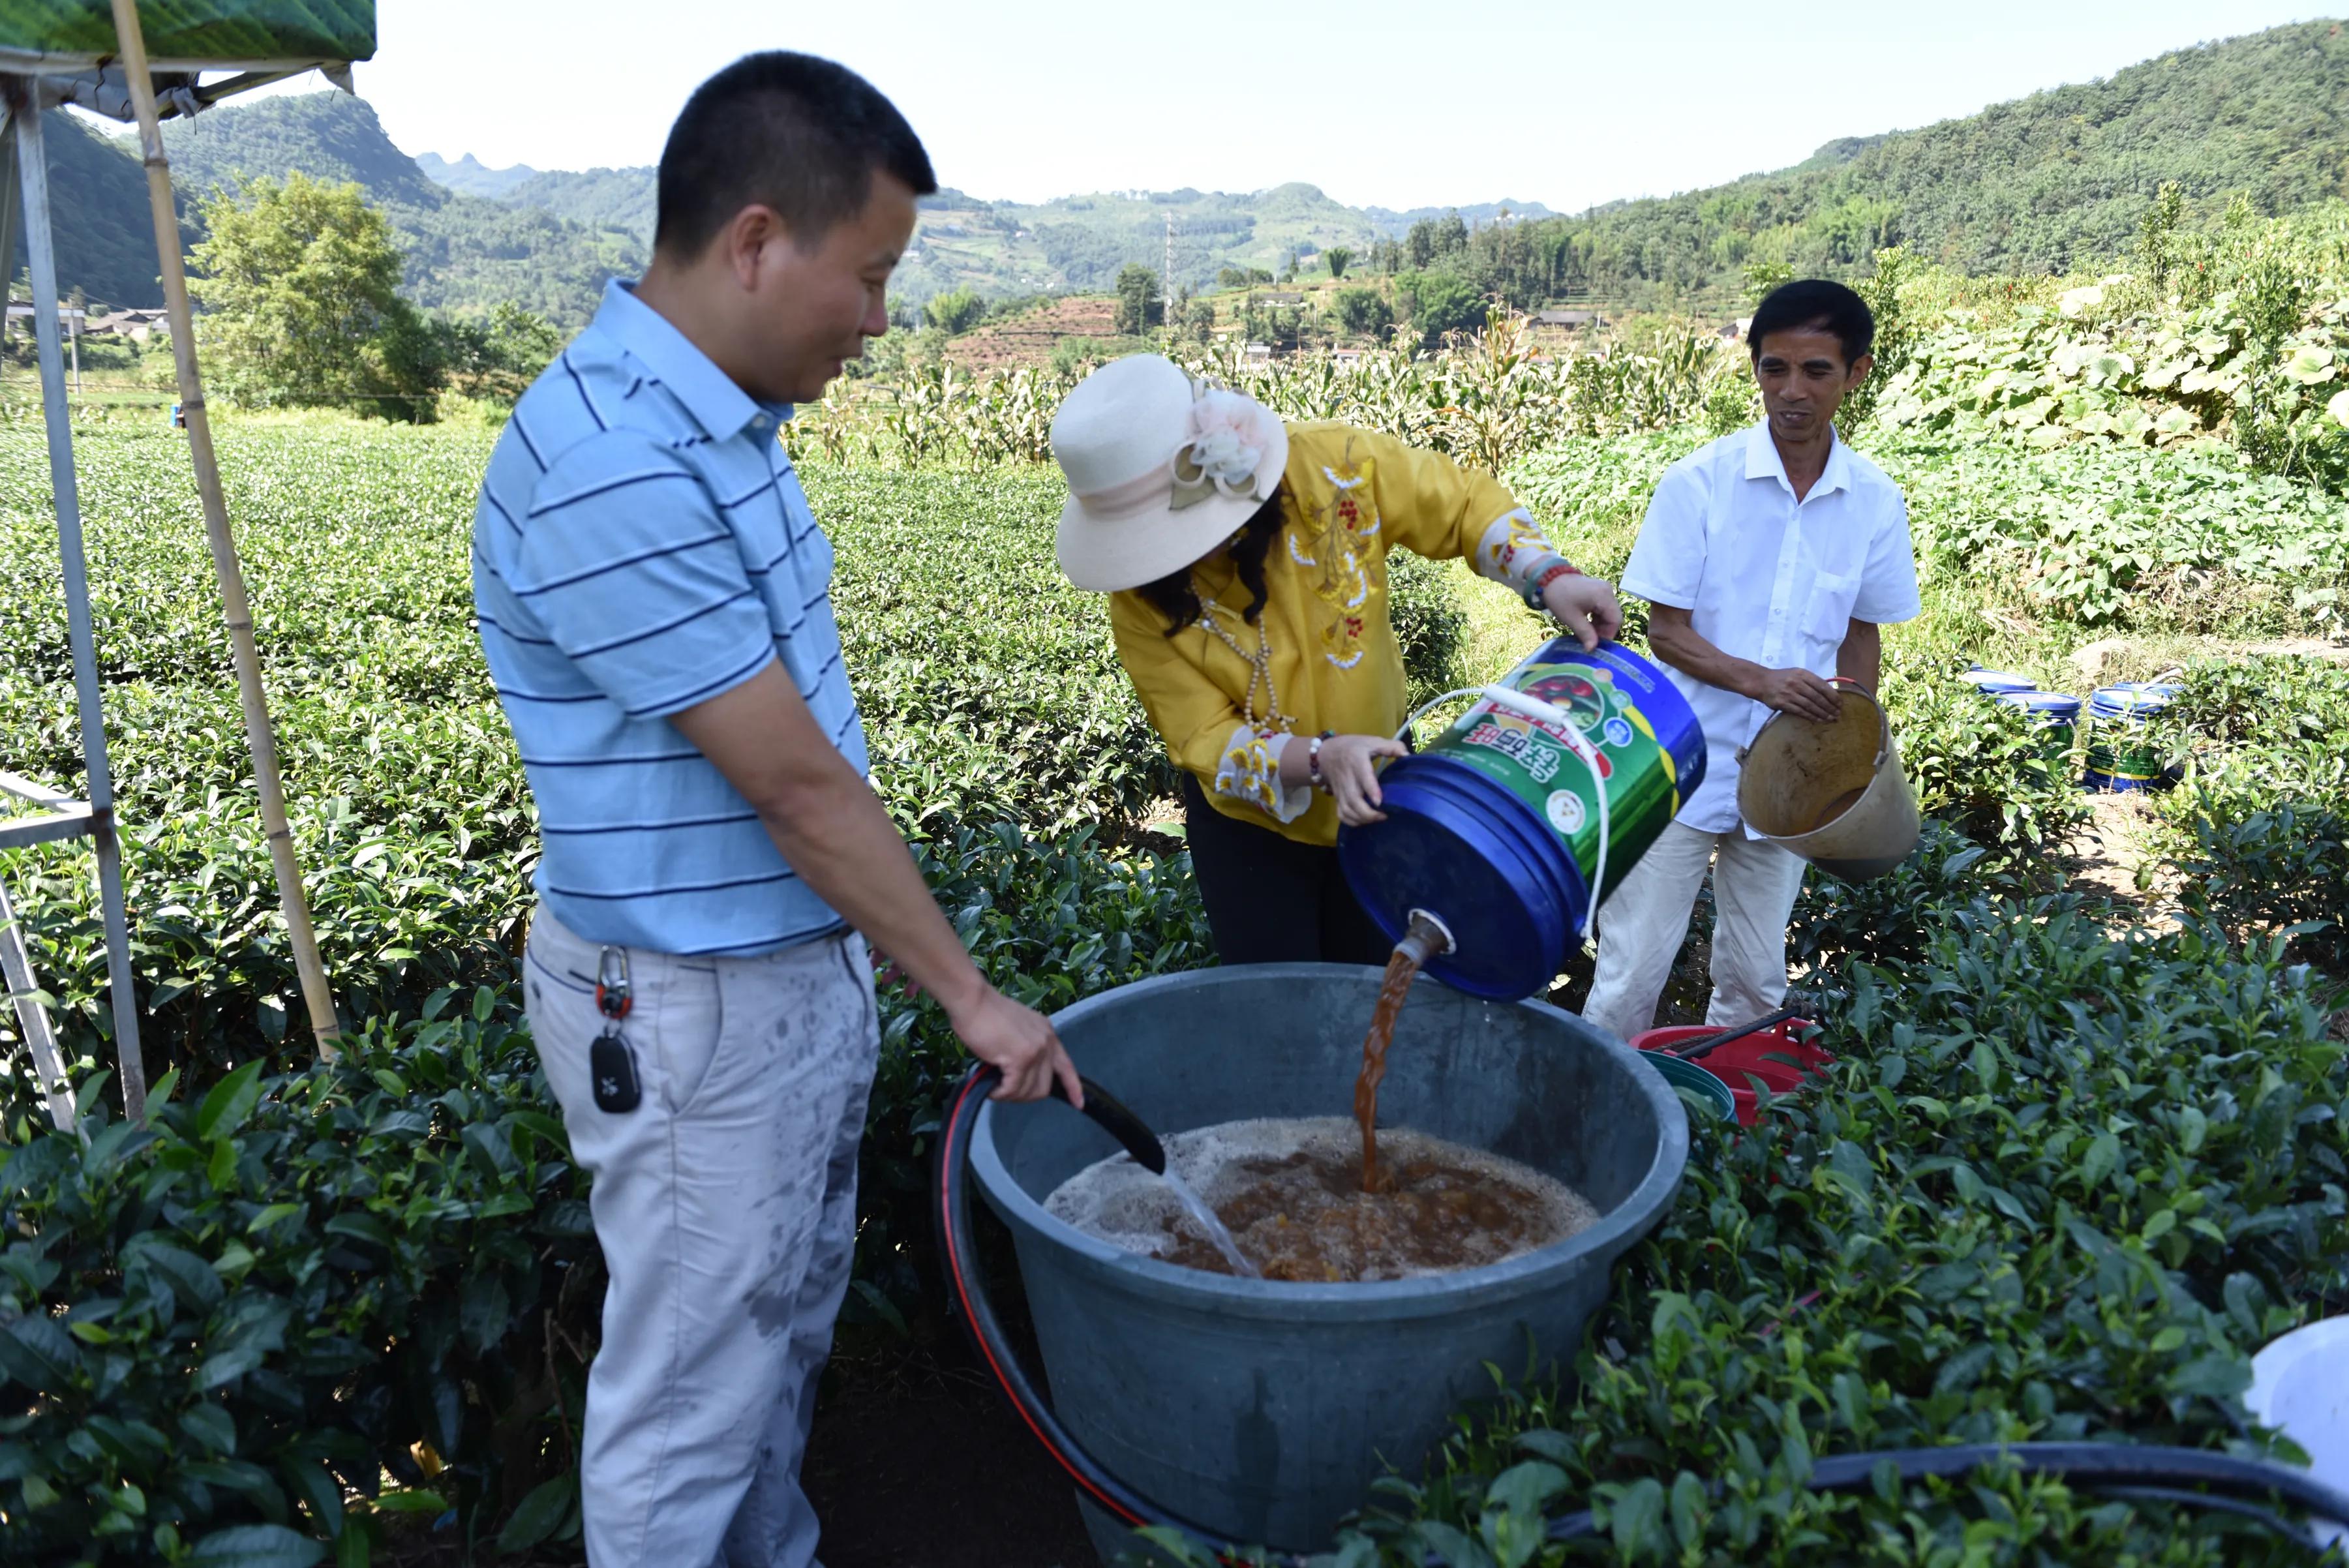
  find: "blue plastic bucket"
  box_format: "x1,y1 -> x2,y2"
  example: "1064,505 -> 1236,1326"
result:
1994,689 -> 2084,759
2084,682 -> 2179,791
1959,667 -> 2038,697
1338,639 -> 1706,1001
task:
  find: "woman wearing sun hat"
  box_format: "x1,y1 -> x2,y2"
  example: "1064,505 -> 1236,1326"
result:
1051,354 -> 1622,965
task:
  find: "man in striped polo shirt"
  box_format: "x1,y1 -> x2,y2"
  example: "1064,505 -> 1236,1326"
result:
473,53 -> 1078,1567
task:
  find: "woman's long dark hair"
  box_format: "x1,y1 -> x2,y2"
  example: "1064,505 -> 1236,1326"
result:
1137,485 -> 1288,637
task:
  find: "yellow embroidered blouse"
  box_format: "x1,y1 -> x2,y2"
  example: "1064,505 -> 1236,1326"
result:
1109,421 -> 1574,847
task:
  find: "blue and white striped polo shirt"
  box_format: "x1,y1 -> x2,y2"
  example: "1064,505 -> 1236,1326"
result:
472,280 -> 865,957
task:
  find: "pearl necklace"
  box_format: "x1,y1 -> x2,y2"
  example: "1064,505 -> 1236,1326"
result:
1197,596 -> 1294,736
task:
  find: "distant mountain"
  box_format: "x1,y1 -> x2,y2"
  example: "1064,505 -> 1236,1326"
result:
455,170 -> 1543,301
24,96 -> 637,323
425,166 -> 1527,301
416,151 -> 539,198
19,115 -> 157,309
1360,200 -> 1558,234
163,93 -> 447,208
502,166 -> 658,249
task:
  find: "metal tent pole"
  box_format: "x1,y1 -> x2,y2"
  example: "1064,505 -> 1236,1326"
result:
12,87 -> 146,1122
110,0 -> 341,1058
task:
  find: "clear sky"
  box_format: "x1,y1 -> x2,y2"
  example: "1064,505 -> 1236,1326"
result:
326,1 -> 2332,212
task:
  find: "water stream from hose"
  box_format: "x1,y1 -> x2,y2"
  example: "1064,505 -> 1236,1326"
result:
1157,1168 -> 1259,1277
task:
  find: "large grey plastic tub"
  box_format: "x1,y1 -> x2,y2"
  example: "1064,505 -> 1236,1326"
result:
971,963 -> 1688,1557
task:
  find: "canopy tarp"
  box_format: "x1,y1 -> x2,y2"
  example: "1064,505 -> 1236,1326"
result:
1,1 -> 373,73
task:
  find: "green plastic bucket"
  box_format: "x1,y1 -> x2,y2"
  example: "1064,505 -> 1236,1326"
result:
1638,1049 -> 1737,1122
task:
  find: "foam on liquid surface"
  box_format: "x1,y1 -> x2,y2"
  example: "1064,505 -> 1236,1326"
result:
1044,1116 -> 1599,1282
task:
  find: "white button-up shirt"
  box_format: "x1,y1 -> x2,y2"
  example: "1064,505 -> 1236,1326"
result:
1620,421 -> 1923,836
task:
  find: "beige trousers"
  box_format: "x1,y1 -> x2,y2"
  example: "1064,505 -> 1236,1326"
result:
1581,819 -> 1807,1043
524,905 -> 879,1568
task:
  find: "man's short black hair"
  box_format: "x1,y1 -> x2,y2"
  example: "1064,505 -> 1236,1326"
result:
656,52 -> 937,259
1748,279 -> 1874,367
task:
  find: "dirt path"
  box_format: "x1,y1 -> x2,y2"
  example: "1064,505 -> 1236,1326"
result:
2065,790 -> 2175,914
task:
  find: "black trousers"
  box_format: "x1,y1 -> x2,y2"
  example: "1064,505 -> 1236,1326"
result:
1180,772 -> 1393,967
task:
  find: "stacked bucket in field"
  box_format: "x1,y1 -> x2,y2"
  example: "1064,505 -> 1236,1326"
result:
2082,682 -> 2182,792
1962,668 -> 2078,764
1959,667 -> 2175,792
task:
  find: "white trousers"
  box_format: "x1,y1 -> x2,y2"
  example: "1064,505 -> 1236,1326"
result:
1582,819 -> 1807,1043
524,907 -> 879,1568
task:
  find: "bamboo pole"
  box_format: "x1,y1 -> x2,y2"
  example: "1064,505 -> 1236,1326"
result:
108,0 -> 341,1058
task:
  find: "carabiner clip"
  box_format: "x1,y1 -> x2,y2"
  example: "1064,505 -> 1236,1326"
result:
595,946 -> 633,1024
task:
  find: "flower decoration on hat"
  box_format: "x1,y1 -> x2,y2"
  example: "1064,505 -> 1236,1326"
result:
1171,387 -> 1280,511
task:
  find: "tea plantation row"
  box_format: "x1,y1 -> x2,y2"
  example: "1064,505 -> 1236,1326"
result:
0,416 -> 2342,1561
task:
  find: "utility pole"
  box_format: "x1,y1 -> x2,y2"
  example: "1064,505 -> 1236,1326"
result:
1162,210 -> 1174,335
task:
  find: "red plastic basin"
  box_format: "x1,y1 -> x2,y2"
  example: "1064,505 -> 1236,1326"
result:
1629,1023 -> 1836,1127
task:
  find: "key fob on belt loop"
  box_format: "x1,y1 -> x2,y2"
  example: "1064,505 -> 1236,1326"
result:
590,1031 -> 642,1114
592,946 -> 643,1114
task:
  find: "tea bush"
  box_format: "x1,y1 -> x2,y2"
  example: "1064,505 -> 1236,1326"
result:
1509,426 -> 2349,640
1316,903 -> 2349,1566
1877,671 -> 2089,875
10,358 -> 2349,1564
0,1001 -> 598,1564
2157,657 -> 2349,971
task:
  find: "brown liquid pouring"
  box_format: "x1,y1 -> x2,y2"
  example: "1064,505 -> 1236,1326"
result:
1352,948 -> 1421,1192
1352,912 -> 1451,1193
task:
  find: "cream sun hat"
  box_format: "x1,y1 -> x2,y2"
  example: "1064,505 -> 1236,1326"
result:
1050,354 -> 1289,593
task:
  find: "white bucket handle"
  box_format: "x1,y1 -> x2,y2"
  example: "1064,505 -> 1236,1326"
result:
1397,686 -> 1611,942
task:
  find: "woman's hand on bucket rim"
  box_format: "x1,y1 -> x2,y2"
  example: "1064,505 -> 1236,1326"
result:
1541,573 -> 1623,653
1320,733 -> 1408,826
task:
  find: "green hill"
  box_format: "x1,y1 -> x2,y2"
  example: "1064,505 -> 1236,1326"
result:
162,92 -> 445,207
18,113 -> 157,309
1491,18 -> 2349,309
156,94 -> 642,325
501,166 -> 658,249
441,19 -> 2349,311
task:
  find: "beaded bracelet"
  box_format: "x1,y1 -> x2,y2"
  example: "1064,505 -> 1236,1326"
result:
1522,558 -> 1583,610
1307,731 -> 1333,791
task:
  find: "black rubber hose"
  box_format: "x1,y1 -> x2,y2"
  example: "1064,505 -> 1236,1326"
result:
1665,1004 -> 1804,1063
1048,1072 -> 1167,1175
1539,1442 -> 2349,1549
933,1062 -> 2349,1564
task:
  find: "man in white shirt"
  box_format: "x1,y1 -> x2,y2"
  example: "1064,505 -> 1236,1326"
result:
1583,280 -> 1924,1042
